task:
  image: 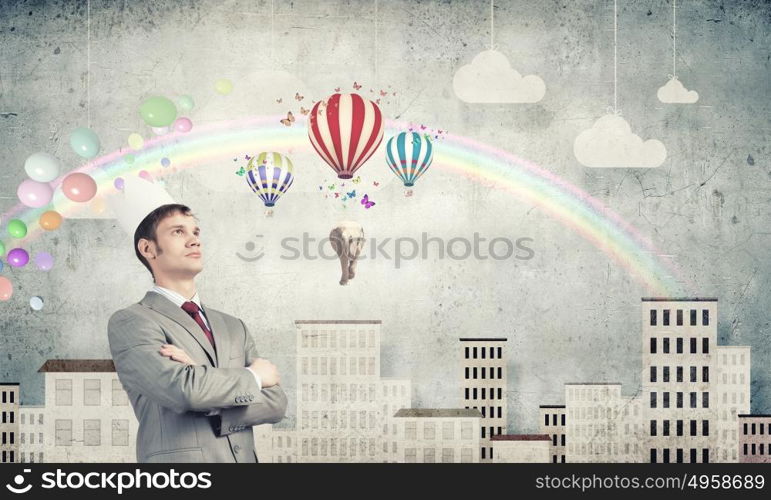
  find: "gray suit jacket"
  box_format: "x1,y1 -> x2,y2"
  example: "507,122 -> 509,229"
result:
107,291 -> 288,463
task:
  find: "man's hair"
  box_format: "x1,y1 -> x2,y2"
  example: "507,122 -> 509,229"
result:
134,203 -> 195,281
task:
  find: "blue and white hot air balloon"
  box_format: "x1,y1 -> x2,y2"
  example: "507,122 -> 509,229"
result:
245,152 -> 294,210
385,131 -> 433,188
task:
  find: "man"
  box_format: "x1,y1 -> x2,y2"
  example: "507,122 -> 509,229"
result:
108,199 -> 287,463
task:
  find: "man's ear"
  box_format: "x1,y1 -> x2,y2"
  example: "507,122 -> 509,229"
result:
137,238 -> 157,260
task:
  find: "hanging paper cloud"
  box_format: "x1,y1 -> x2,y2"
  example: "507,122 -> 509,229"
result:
574,114 -> 667,168
657,77 -> 699,104
453,50 -> 545,103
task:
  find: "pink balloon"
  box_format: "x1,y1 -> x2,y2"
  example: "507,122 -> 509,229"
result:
174,117 -> 193,133
0,276 -> 12,301
138,170 -> 153,182
61,172 -> 97,202
17,179 -> 53,208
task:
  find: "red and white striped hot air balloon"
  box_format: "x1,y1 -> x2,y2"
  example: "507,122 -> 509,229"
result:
307,93 -> 384,179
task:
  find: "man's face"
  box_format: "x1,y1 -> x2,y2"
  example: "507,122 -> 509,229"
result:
143,212 -> 203,280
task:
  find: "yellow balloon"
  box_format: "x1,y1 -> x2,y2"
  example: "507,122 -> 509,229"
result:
215,78 -> 233,95
90,197 -> 106,215
128,133 -> 144,150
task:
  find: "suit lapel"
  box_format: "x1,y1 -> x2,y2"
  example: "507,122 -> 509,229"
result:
140,292 -> 218,366
201,303 -> 230,365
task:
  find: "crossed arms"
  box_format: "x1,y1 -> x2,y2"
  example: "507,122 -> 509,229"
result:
108,309 -> 288,436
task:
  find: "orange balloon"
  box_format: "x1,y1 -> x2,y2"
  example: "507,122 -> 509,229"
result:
39,210 -> 63,230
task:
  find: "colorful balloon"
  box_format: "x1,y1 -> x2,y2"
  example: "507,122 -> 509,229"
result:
30,296 -> 44,310
385,132 -> 434,187
178,95 -> 195,111
127,133 -> 144,150
161,157 -> 171,167
124,154 -> 136,165
7,219 -> 27,239
139,170 -> 153,182
173,117 -> 192,133
17,179 -> 54,208
35,252 -> 54,271
0,276 -> 12,301
39,210 -> 62,231
114,177 -> 125,190
69,127 -> 101,158
61,172 -> 97,202
215,78 -> 233,95
24,152 -> 61,182
244,152 -> 295,208
139,96 -> 177,127
308,93 -> 384,179
7,248 -> 29,267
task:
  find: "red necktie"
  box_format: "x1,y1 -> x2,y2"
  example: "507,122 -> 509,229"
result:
181,301 -> 216,349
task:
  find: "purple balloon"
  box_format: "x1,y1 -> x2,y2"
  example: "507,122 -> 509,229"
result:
7,248 -> 29,268
35,252 -> 54,271
114,177 -> 125,190
17,179 -> 54,208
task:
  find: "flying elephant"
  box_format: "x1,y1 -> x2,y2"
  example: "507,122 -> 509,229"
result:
328,221 -> 365,286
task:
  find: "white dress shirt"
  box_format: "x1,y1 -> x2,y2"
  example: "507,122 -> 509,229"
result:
150,285 -> 262,392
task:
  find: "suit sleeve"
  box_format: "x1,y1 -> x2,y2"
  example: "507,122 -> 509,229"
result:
108,308 -> 261,414
215,319 -> 288,436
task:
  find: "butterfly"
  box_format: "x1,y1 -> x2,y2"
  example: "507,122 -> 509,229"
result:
318,185 -> 323,191
340,183 -> 345,187
438,130 -> 443,134
404,189 -> 413,198
420,124 -> 426,130
392,92 -> 397,96
245,154 -> 251,160
376,98 -> 381,105
276,98 -> 283,103
328,184 -> 335,190
352,176 -> 361,184
346,190 -> 356,199
361,194 -> 375,209
300,106 -> 309,115
353,81 -> 362,90
373,181 -> 380,187
334,192 -> 340,198
295,92 -> 304,101
235,167 -> 246,176
379,90 -> 387,96
334,87 -> 341,92
280,111 -> 295,126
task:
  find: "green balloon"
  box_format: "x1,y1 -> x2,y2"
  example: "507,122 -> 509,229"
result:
125,154 -> 136,165
69,127 -> 101,159
7,219 -> 27,239
140,96 -> 177,127
178,95 -> 195,111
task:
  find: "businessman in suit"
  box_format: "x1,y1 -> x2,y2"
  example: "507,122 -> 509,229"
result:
108,203 -> 288,463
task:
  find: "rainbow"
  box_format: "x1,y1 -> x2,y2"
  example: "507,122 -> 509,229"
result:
0,115 -> 687,295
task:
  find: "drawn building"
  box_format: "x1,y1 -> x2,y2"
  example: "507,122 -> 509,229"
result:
393,408 -> 481,463
0,383 -> 19,463
642,298 -> 751,463
460,337 -> 507,462
39,360 -> 136,463
491,434 -> 551,463
19,405 -> 45,463
739,415 -> 771,463
539,405 -> 566,463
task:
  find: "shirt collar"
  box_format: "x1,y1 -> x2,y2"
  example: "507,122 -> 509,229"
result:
150,284 -> 202,310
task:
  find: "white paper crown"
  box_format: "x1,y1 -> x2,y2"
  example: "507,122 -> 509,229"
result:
107,176 -> 176,236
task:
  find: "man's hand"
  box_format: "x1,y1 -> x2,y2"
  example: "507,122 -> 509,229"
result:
248,358 -> 280,388
159,344 -> 196,365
